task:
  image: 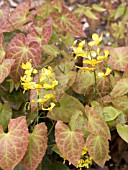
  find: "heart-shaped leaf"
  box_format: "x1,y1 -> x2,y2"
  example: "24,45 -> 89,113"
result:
21,123 -> 48,170
52,6 -> 86,37
86,133 -> 109,167
0,2 -> 31,33
116,124 -> 128,143
103,106 -> 122,122
27,18 -> 52,50
6,33 -> 41,81
0,116 -> 28,170
110,78 -> 128,97
0,5 -> 10,25
55,121 -> 84,167
48,93 -> 85,122
72,70 -> 94,94
0,59 -> 15,83
108,47 -> 128,71
85,105 -> 111,140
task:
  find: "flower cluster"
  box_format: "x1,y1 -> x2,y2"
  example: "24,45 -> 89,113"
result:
21,61 -> 58,112
77,145 -> 92,169
72,33 -> 112,78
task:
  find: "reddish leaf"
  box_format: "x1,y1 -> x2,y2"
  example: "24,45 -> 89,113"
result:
0,2 -> 31,33
21,123 -> 48,170
85,105 -> 111,140
52,6 -> 86,37
108,47 -> 128,71
0,116 -> 28,170
0,59 -> 15,83
0,5 -> 10,25
27,18 -> 52,49
0,33 -> 5,62
51,0 -> 64,12
86,133 -> 109,167
55,121 -> 84,167
5,33 -> 41,81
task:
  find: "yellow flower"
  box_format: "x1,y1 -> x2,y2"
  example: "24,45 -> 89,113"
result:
21,81 -> 36,91
43,80 -> 58,90
42,102 -> 55,112
82,145 -> 88,156
97,67 -> 112,78
88,33 -> 103,46
32,94 -> 55,104
21,75 -> 33,83
97,50 -> 109,61
40,67 -> 53,82
75,66 -> 95,71
83,59 -> 102,67
72,40 -> 86,60
22,62 -> 32,70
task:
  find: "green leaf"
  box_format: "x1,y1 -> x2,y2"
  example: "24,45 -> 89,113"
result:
6,33 -> 41,81
116,124 -> 128,143
21,123 -> 48,170
69,111 -> 90,138
49,161 -> 70,170
85,10 -> 98,20
52,6 -> 86,37
86,133 -> 109,167
112,96 -> 128,115
110,78 -> 128,98
55,121 -> 84,167
42,44 -> 60,57
108,46 -> 128,71
47,93 -> 85,122
0,102 -> 12,131
92,4 -> 106,12
73,5 -> 92,18
72,70 -> 94,94
85,105 -> 111,140
103,106 -> 122,122
114,3 -> 126,20
0,116 -> 28,170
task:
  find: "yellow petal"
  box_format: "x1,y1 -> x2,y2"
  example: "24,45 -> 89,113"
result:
92,33 -> 99,40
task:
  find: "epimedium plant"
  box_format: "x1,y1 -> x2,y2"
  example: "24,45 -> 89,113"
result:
0,0 -> 128,170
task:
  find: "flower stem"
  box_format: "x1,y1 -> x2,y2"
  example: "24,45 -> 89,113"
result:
93,70 -> 97,99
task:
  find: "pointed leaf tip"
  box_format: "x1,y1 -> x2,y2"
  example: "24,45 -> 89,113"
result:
0,116 -> 28,170
55,121 -> 84,167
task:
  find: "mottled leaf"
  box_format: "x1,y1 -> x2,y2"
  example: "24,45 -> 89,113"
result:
27,18 -> 52,50
116,124 -> 128,143
86,133 -> 109,167
103,106 -> 122,122
0,5 -> 10,25
0,33 -> 5,62
36,3 -> 55,19
21,123 -> 48,170
110,78 -> 128,97
108,47 -> 128,71
6,33 -> 41,81
47,93 -> 85,122
0,2 -> 32,33
55,121 -> 84,167
0,116 -> 28,170
85,105 -> 111,139
52,6 -> 86,37
112,95 -> 128,114
72,70 -> 94,94
0,59 -> 15,83
0,102 -> 12,131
